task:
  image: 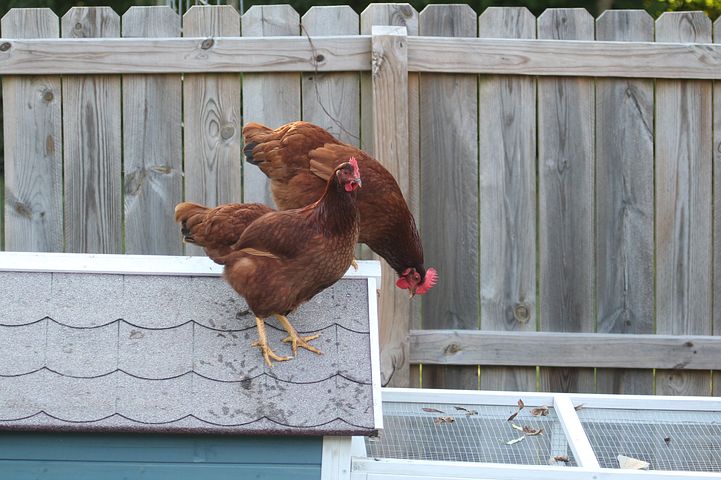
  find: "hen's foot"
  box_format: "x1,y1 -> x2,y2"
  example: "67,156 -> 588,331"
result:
253,316 -> 292,367
274,314 -> 323,356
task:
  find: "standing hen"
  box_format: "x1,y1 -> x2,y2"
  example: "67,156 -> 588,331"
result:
243,121 -> 437,296
175,159 -> 362,366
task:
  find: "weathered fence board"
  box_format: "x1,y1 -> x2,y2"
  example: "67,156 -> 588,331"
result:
301,6 -> 360,146
538,8 -> 595,393
655,11 -> 713,397
410,330 -> 721,370
371,24 -> 411,388
419,4 -> 478,390
478,6 -> 537,393
594,9 -> 654,395
122,6 -> 182,255
360,3 -> 420,388
1,9 -> 62,252
242,5 -> 300,206
61,7 -> 121,254
182,6 -> 241,255
714,18 -> 721,398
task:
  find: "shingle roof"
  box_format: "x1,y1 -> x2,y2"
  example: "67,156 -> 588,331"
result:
0,254 -> 381,436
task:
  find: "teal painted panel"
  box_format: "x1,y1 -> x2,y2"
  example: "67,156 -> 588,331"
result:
0,461 -> 321,480
0,433 -> 322,464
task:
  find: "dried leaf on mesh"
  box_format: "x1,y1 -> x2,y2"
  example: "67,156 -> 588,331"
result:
433,416 -> 455,425
517,399 -> 525,409
551,455 -> 570,463
522,426 -> 544,436
422,407 -> 444,413
511,423 -> 524,431
531,406 -> 550,416
506,411 -> 519,422
504,436 -> 525,445
454,406 -> 478,416
617,454 -> 650,470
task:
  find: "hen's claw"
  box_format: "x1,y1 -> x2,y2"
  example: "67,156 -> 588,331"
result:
351,258 -> 358,271
275,314 -> 323,356
253,317 -> 292,367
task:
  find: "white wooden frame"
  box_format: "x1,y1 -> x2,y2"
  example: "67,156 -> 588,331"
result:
350,388 -> 721,480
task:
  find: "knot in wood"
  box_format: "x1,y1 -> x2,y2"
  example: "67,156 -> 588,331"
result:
444,343 -> 461,355
0,42 -> 11,52
42,90 -> 54,102
201,38 -> 214,50
513,303 -> 530,323
314,54 -> 325,63
220,125 -> 235,140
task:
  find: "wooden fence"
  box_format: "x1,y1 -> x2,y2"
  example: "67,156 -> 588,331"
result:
1,4 -> 720,395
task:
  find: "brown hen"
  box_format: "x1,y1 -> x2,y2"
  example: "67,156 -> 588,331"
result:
175,160 -> 361,366
243,121 -> 437,296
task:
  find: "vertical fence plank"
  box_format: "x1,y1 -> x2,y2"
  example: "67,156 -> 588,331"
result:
714,18 -> 721,398
122,6 -> 182,255
242,5 -> 300,206
655,12 -> 713,396
594,10 -> 655,395
538,8 -> 595,393
301,6 -> 359,146
61,7 -> 121,254
1,9 -> 62,252
183,6 -> 241,255
371,25 -> 411,388
478,7 -> 537,392
362,3 -> 419,388
419,4 -> 478,390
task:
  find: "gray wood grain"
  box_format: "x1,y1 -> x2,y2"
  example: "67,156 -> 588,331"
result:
410,330 -> 721,370
478,6 -> 537,393
655,12 -> 713,397
714,18 -> 721,398
241,5 -> 300,206
371,25 -> 411,388
183,6 -> 242,256
538,8 -> 595,393
61,7 -> 121,254
122,7 -> 182,255
594,10 -> 654,395
360,3 -> 420,388
419,4 -> 478,390
301,6 -> 359,146
1,9 -> 62,253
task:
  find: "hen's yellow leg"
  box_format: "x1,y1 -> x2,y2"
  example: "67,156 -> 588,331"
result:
274,314 -> 322,356
252,316 -> 292,367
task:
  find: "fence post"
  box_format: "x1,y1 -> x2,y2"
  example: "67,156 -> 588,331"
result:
371,25 -> 409,387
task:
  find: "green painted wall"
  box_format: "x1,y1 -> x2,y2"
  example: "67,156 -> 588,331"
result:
0,432 -> 322,479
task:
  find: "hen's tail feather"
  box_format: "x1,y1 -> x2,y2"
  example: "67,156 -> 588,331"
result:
174,202 -> 210,246
243,141 -> 258,165
242,122 -> 275,165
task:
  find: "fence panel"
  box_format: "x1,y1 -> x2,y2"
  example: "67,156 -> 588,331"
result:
61,7 -> 121,254
714,17 -> 721,398
301,6 -> 360,146
594,10 -> 655,395
1,9 -> 62,252
360,3 -> 420,388
182,5 -> 241,255
241,5 -> 300,206
122,6 -> 182,255
538,8 -> 595,393
655,11 -> 713,397
419,4 -> 478,390
477,7 -> 537,392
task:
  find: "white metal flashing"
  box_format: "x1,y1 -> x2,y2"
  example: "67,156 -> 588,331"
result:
0,252 -> 382,279
367,277 -> 384,431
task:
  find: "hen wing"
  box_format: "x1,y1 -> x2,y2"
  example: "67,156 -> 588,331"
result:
233,209 -> 316,261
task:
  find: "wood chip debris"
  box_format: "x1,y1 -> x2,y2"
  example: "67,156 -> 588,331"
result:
617,454 -> 650,470
504,436 -> 525,445
422,407 -> 444,413
433,416 -> 455,425
454,406 -> 478,416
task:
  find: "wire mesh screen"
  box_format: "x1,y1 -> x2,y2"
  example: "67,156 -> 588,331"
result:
366,402 -> 576,466
578,408 -> 721,471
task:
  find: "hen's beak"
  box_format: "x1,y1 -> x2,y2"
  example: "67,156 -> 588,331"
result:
408,287 -> 416,299
353,178 -> 362,188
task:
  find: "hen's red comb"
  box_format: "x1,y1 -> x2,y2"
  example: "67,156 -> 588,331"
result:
349,157 -> 360,178
416,267 -> 438,295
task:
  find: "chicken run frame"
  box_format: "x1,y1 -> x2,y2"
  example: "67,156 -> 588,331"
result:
2,2 -> 721,479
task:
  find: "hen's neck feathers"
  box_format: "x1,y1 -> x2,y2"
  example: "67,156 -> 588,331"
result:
305,174 -> 358,235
